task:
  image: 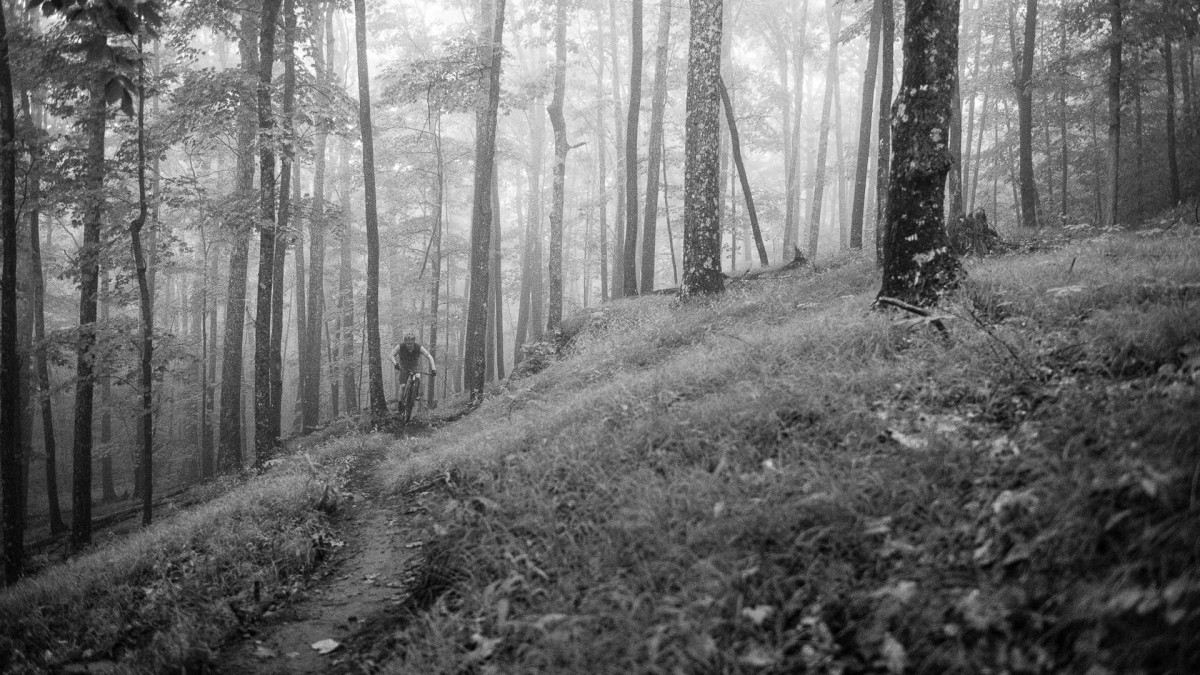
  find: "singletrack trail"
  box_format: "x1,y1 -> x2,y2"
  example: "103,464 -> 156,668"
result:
220,422 -> 437,674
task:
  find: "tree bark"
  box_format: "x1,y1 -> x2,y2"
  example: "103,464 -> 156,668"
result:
717,78 -> 768,266
337,221 -> 357,412
1014,0 -> 1039,228
547,0 -> 568,328
622,0 -> 643,296
595,11 -> 608,301
1,0 -> 24,582
272,0 -> 296,440
608,0 -> 626,299
851,0 -> 882,250
1164,38 -> 1181,207
514,95 -> 545,363
681,0 -> 724,298
254,0 -> 283,465
428,112 -> 442,402
1103,0 -> 1122,229
131,33 -> 154,526
875,0 -> 894,264
464,0 -> 506,400
303,3 -> 332,430
352,0 -> 387,417
807,1 -> 842,261
879,0 -> 961,307
640,0 -> 671,292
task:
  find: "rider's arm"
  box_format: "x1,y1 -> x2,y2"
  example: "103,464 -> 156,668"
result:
390,344 -> 400,367
420,345 -> 438,374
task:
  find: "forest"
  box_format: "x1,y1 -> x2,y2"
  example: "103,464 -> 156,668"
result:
0,0 -> 1198,666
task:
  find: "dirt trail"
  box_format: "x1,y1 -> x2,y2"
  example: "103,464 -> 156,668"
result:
220,433 -> 432,674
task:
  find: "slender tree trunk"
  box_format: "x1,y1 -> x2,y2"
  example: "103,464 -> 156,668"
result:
514,100 -> 545,362
879,0 -> 962,306
71,48 -> 110,549
547,0 -> 568,328
270,0 -> 296,444
595,11 -> 608,301
490,169 -> 505,380
304,3 -> 332,430
1164,38 -> 1181,207
337,222 -> 357,412
875,0 -> 894,264
254,0 -> 283,465
808,2 -> 842,261
608,0 -> 626,299
662,133 -> 678,285
428,112 -> 442,403
464,0 -> 506,400
851,0 -> 882,249
640,0 -> 671,292
1103,0 -> 1122,229
130,35 -> 155,525
352,0 -> 387,416
681,0 -> 724,298
718,78 -> 768,266
622,0 -> 643,296
783,0 -> 809,259
1,0 -> 24,582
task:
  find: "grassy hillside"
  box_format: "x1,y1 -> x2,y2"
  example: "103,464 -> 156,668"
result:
2,225 -> 1198,673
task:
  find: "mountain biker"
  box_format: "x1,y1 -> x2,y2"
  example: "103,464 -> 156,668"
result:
391,332 -> 438,405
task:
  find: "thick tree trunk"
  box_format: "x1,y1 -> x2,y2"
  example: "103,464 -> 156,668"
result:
547,0 -> 568,328
879,0 -> 962,307
851,0 -> 882,250
218,8 -> 258,473
622,0 -> 643,296
1,1 -> 23,582
1014,0 -> 1039,228
640,0 -> 671,292
254,0 -> 283,465
464,0 -> 506,400
352,0 -> 387,417
718,78 -> 768,266
681,0 -> 724,298
1103,0 -> 1122,229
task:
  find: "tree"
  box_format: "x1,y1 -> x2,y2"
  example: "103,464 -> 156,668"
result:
1103,0 -> 1122,229
1014,0 -> 1040,228
463,0 -> 506,400
807,1 -> 842,261
547,0 -> 569,329
640,0 -> 671,292
302,2 -> 332,432
254,0 -> 283,464
879,0 -> 962,307
875,0 -> 894,264
352,0 -> 387,417
272,0 -> 297,440
622,0 -> 643,296
681,0 -> 724,298
851,0 -> 882,250
130,29 -> 154,526
717,78 -> 768,266
1,0 -> 22,584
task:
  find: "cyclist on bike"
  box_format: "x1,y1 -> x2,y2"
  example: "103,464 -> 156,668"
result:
391,332 -> 438,406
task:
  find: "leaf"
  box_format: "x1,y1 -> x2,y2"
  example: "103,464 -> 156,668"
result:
310,639 -> 341,655
253,645 -> 277,659
741,605 -> 775,626
884,428 -> 928,451
738,643 -> 779,668
881,633 -> 908,674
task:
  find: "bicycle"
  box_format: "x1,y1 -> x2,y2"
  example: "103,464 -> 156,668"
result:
397,369 -> 434,425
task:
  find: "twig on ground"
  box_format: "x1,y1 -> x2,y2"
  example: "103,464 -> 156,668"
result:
876,295 -> 948,333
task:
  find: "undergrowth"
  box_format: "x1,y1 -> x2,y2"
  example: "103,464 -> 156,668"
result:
370,229 -> 1199,673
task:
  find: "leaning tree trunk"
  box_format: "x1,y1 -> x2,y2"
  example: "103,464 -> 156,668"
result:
463,0 -> 506,400
254,0 -> 283,465
641,0 -> 671,292
352,0 -> 387,416
718,78 -> 768,266
681,0 -> 724,298
879,0 -> 962,307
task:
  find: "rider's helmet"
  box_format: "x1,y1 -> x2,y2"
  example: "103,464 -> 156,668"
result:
403,332 -> 417,347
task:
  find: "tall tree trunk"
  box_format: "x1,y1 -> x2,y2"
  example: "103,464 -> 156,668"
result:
0,0 -> 24,582
352,0 -> 387,417
464,0 -> 506,400
808,2 -> 842,261
272,0 -> 296,441
547,0 -> 568,328
428,112 -> 442,403
662,134 -> 678,284
595,9 -> 608,301
851,0 -> 882,249
681,0 -> 724,298
1014,0 -> 1039,228
254,0 -> 283,465
782,0 -> 809,259
490,170 -> 505,380
131,33 -> 155,525
641,0 -> 671,291
304,3 -> 332,430
875,0 -> 894,264
880,0 -> 962,307
622,0 -> 643,296
203,244 -> 219,476
1103,0 -> 1122,229
514,96 -> 545,363
337,222 -> 357,412
608,0 -> 626,299
718,78 -> 768,266
1164,37 -> 1181,207
71,44 -> 109,549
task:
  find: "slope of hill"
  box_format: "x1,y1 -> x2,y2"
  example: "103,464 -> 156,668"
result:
2,225 -> 1198,674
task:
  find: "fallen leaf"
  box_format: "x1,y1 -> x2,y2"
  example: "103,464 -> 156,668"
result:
738,643 -> 779,667
253,645 -> 277,660
884,428 -> 928,451
311,639 -> 341,655
881,633 -> 907,674
741,605 -> 775,626
712,501 -> 726,518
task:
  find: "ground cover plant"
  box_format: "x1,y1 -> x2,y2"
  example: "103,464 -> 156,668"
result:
0,433 -> 391,673
367,227 -> 1200,673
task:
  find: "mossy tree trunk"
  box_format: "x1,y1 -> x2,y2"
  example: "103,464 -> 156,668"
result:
681,0 -> 724,298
